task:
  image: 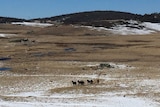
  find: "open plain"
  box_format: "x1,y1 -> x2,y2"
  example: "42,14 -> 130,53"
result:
0,23 -> 160,106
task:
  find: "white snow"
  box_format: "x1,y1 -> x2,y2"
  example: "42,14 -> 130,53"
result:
86,63 -> 99,67
0,34 -> 16,37
82,20 -> 160,35
108,25 -> 155,35
0,75 -> 159,107
0,94 -> 158,107
139,79 -> 160,86
0,102 -> 55,107
142,22 -> 160,31
11,22 -> 53,27
0,61 -> 159,107
5,91 -> 44,97
136,79 -> 160,93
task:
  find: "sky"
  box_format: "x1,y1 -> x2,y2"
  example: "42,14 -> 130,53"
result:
0,0 -> 160,19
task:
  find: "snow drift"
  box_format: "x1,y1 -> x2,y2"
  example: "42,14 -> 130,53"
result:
12,22 -> 53,27
0,34 -> 16,37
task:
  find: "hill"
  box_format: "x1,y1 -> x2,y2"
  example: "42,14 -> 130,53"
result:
31,11 -> 140,27
1,11 -> 160,25
31,11 -> 160,27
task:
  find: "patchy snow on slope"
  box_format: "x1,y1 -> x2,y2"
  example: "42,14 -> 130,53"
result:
5,91 -> 44,97
12,22 -> 53,27
83,25 -> 155,35
108,25 -> 155,35
0,94 -> 158,107
136,79 -> 160,93
82,20 -> 160,35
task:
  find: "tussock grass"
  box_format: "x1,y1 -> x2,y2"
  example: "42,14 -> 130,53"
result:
0,24 -> 160,103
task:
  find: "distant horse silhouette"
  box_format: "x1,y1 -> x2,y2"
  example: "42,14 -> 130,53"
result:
78,80 -> 84,85
72,81 -> 77,85
87,80 -> 93,84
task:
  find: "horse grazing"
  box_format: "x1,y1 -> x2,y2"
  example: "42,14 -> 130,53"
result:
78,80 -> 85,85
97,79 -> 99,84
72,81 -> 77,85
87,80 -> 93,84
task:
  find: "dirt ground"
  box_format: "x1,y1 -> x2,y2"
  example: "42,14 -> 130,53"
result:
0,24 -> 160,106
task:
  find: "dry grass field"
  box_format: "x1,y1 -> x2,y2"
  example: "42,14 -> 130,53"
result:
0,24 -> 160,106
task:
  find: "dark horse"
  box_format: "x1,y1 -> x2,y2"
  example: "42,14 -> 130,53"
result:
87,80 -> 93,84
78,80 -> 84,85
72,81 -> 77,85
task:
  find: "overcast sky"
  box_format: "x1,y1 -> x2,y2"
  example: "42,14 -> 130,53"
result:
0,0 -> 160,19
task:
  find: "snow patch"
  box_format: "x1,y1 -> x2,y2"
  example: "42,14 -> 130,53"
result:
0,34 -> 16,37
139,79 -> 160,86
0,95 -> 158,107
86,63 -> 100,67
5,91 -> 44,97
82,20 -> 160,35
12,22 -> 53,27
108,25 -> 155,35
142,22 -> 160,31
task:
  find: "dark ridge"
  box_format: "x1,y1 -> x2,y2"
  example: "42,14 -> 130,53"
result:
30,10 -> 160,27
0,16 -> 26,23
140,13 -> 160,23
1,10 -> 160,24
31,11 -> 141,24
57,11 -> 139,23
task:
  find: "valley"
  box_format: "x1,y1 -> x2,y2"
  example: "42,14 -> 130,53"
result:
0,21 -> 160,107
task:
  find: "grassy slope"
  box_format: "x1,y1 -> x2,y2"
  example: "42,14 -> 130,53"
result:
0,24 -> 160,104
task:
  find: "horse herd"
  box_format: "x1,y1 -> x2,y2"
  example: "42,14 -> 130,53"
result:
72,79 -> 97,85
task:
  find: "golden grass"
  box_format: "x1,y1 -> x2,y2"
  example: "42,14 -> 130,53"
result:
0,24 -> 160,102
